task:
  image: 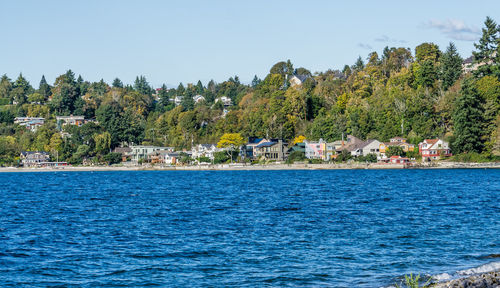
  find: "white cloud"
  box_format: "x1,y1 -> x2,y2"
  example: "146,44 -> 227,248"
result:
423,19 -> 481,41
374,35 -> 407,44
358,43 -> 373,50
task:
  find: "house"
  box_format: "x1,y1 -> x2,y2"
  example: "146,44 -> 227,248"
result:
172,96 -> 183,106
20,151 -> 50,167
129,145 -> 174,162
389,155 -> 410,164
215,96 -> 232,107
348,139 -> 383,158
193,95 -> 205,104
379,137 -> 415,156
191,144 -> 219,160
289,74 -> 312,87
56,116 -> 85,130
254,140 -> 287,161
14,117 -> 45,132
418,139 -> 451,161
243,137 -> 265,159
112,147 -> 132,162
162,151 -> 180,165
304,139 -> 326,160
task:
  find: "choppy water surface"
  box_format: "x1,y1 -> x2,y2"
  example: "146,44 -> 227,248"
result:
0,169 -> 499,287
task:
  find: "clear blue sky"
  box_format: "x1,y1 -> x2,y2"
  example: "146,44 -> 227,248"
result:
1,0 -> 497,88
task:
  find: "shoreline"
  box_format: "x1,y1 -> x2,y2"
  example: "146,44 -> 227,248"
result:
1,161 -> 499,172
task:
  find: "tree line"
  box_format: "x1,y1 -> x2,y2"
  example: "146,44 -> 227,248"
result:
0,17 -> 499,165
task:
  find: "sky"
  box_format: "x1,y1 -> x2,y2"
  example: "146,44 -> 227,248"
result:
0,0 -> 498,88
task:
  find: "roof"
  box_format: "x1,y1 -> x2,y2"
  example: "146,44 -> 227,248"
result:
463,56 -> 474,64
21,151 -> 49,156
291,74 -> 310,83
113,147 -> 132,154
256,141 -> 278,148
248,137 -> 264,144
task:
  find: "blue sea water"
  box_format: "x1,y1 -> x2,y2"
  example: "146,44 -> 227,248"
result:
0,169 -> 499,287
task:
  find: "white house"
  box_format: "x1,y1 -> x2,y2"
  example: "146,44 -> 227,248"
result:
349,139 -> 383,158
193,95 -> 205,104
191,144 -> 219,160
215,96 -> 232,107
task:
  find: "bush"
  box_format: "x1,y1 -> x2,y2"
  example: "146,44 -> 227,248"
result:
335,149 -> 352,162
103,152 -> 122,165
197,156 -> 211,163
308,158 -> 324,164
451,152 -> 499,163
355,153 -> 378,163
213,151 -> 230,164
286,151 -> 306,164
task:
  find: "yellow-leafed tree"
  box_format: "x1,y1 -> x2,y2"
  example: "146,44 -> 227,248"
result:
217,133 -> 245,163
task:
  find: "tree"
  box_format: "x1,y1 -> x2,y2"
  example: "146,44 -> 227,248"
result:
386,145 -> 405,157
38,75 -> 51,99
353,56 -> 365,71
452,78 -> 485,153
217,133 -> 245,163
134,75 -> 151,95
93,132 -> 111,157
415,42 -> 441,63
12,73 -> 33,105
440,42 -> 463,90
112,78 -> 124,88
251,75 -> 261,88
195,80 -> 204,94
180,93 -> 195,111
292,135 -> 306,145
473,16 -> 499,78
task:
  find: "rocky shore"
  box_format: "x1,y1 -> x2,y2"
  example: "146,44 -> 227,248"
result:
430,270 -> 500,288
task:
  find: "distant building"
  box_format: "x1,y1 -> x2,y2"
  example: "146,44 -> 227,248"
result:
191,144 -> 219,160
56,116 -> 85,130
379,137 -> 415,157
215,96 -> 232,107
289,74 -> 312,87
113,147 -> 132,162
304,139 -> 326,160
20,151 -> 50,167
254,140 -> 287,161
418,139 -> 451,161
193,95 -> 205,104
129,146 -> 174,162
14,117 -> 45,132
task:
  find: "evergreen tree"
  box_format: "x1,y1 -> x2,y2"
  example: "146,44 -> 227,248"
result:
181,88 -> 195,110
112,78 -> 123,88
134,75 -> 151,95
11,73 -> 33,105
177,82 -> 185,95
38,75 -> 51,99
441,42 -> 463,90
473,16 -> 499,78
251,75 -> 261,88
452,78 -> 485,153
195,80 -> 204,94
159,84 -> 170,105
353,56 -> 365,71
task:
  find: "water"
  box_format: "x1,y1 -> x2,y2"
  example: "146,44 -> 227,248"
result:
0,169 -> 499,287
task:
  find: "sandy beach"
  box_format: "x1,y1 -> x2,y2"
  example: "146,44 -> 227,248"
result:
1,161 -> 499,172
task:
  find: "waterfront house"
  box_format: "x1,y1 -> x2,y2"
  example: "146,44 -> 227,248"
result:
418,139 -> 451,161
254,140 -> 287,161
14,117 -> 45,132
191,144 -> 219,160
129,145 -> 174,163
289,74 -> 313,87
348,139 -> 382,158
304,139 -> 327,160
379,137 -> 415,157
389,155 -> 410,164
112,147 -> 132,162
20,151 -> 50,167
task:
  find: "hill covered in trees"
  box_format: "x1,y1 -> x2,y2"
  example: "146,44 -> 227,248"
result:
0,17 -> 499,165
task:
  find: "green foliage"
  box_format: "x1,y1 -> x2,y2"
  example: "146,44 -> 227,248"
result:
453,78 -> 484,153
386,146 -> 405,157
335,149 -> 352,162
197,156 -> 211,163
286,150 -> 306,164
355,153 -> 378,163
440,42 -> 463,90
103,152 -> 122,165
395,273 -> 431,288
